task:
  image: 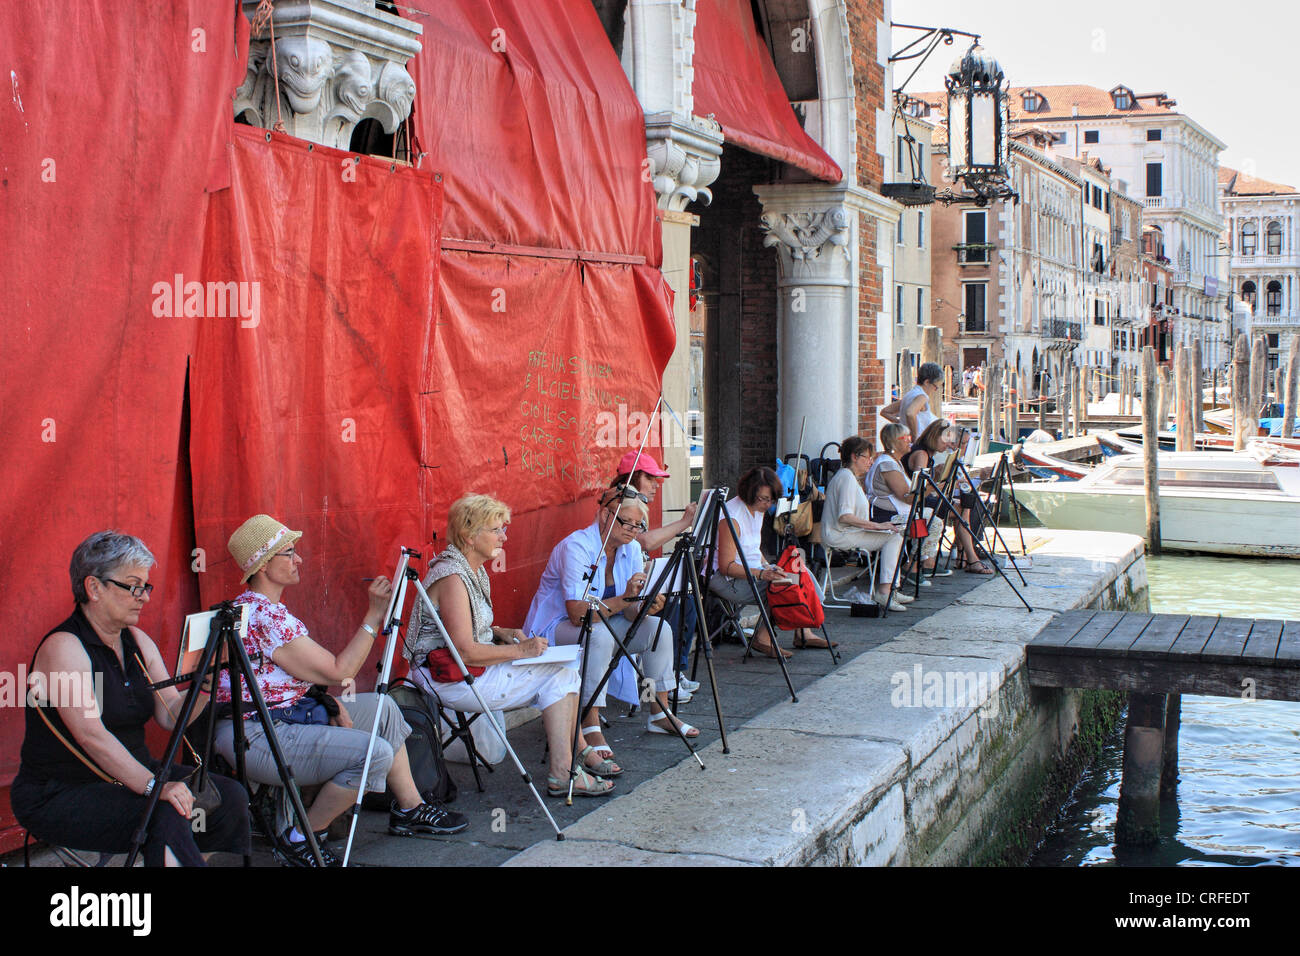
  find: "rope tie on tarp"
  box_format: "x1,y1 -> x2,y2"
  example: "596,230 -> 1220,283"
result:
251,0 -> 287,133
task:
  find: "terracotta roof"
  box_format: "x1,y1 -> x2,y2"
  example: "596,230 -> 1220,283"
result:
918,84 -> 1178,123
1220,165 -> 1297,197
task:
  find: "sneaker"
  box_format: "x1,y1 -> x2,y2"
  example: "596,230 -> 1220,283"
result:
273,828 -> 342,868
677,676 -> 701,694
668,686 -> 694,704
388,801 -> 469,838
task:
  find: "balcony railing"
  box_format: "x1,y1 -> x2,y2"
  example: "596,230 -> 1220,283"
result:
961,315 -> 988,333
1041,318 -> 1083,341
1144,196 -> 1164,209
953,243 -> 994,264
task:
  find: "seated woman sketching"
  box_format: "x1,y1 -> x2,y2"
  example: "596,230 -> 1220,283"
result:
902,420 -> 992,574
710,465 -> 829,659
407,494 -> 614,798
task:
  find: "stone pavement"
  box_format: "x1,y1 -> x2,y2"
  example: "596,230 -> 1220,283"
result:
300,558 -> 993,867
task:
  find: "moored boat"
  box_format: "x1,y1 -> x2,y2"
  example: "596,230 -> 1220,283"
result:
1013,449 -> 1300,558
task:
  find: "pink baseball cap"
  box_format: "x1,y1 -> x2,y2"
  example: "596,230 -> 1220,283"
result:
616,450 -> 670,478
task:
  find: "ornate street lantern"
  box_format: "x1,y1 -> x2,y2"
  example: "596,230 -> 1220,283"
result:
885,26 -> 1016,206
945,44 -> 1011,204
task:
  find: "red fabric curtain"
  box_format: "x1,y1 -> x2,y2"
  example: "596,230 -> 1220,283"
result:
692,0 -> 843,183
0,1 -> 242,807
411,0 -> 662,261
429,251 -> 674,625
189,127 -> 441,651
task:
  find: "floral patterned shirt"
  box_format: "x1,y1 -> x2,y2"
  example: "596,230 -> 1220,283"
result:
215,590 -> 313,715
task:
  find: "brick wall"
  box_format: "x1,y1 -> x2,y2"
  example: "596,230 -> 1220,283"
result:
847,0 -> 886,436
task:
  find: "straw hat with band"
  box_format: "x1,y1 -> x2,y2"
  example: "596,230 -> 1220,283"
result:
228,515 -> 303,583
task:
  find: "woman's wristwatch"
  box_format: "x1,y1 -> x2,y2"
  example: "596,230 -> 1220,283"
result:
360,623 -> 377,637
142,775 -> 157,797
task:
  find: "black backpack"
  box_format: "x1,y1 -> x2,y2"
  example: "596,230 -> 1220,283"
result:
361,677 -> 457,809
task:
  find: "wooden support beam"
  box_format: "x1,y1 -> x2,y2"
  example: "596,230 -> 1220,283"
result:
1141,347 -> 1161,555
1116,692 -> 1168,846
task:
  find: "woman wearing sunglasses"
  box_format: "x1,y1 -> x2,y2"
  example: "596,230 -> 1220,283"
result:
524,489 -> 697,771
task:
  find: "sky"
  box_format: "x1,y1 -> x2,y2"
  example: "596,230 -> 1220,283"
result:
891,0 -> 1300,188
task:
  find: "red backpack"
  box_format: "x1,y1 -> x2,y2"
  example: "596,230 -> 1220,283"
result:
766,545 -> 825,630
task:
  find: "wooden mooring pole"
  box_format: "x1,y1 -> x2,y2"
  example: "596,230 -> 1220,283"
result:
1175,345 -> 1193,452
1141,347 -> 1160,555
1233,333 -> 1251,451
1191,337 -> 1204,433
1286,334 -> 1300,439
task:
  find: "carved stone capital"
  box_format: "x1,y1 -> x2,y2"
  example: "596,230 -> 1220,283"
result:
758,207 -> 852,263
236,0 -> 422,151
645,112 -> 723,212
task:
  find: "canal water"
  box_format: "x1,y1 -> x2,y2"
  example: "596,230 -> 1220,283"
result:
1031,554 -> 1300,866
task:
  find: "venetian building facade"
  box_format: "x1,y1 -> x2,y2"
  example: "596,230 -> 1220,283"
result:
929,127 -> 1087,397
232,0 -> 898,493
1220,167 -> 1300,375
888,106 -> 935,387
612,0 -> 899,484
1009,84 -> 1228,369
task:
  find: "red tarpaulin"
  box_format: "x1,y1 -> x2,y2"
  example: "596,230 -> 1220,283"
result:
692,0 -> 842,182
412,0 -> 662,260
189,126 -> 441,639
428,250 -> 675,625
408,0 -> 676,624
0,0 -> 675,848
0,1 -> 243,820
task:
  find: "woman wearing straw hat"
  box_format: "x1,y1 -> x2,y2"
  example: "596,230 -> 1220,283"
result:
216,514 -> 467,867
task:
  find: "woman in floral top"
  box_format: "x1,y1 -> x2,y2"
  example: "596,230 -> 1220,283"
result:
214,514 -> 468,866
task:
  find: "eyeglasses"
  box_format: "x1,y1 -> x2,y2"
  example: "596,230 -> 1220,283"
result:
754,493 -> 775,505
609,485 -> 649,505
101,578 -> 154,599
614,515 -> 648,533
483,526 -> 508,538
273,547 -> 297,560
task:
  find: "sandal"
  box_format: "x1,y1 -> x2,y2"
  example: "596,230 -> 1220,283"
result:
648,714 -> 700,738
578,744 -> 623,778
749,639 -> 792,660
581,725 -> 615,761
547,768 -> 614,798
962,558 -> 994,575
793,629 -> 837,650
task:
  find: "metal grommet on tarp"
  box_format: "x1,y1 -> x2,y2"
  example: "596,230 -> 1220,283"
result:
434,173 -> 443,183
264,131 -> 272,142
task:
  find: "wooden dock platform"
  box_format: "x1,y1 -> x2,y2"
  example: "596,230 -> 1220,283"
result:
1027,609 -> 1300,700
1026,609 -> 1300,845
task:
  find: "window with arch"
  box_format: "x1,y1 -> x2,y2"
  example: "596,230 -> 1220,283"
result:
1267,221 -> 1282,256
1241,280 -> 1257,311
1240,222 -> 1257,256
1266,280 -> 1282,316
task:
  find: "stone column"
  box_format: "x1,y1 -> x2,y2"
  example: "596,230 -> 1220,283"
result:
755,184 -> 899,457
645,113 -> 722,512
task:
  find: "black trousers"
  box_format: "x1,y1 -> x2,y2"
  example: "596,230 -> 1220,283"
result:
12,762 -> 251,867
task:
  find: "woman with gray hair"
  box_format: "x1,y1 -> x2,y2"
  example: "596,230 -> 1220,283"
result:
12,531 -> 250,866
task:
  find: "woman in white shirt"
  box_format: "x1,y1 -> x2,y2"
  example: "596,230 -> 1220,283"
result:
821,436 -> 910,610
710,466 -> 828,659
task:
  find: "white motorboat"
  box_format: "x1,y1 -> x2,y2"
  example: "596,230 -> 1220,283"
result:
1013,448 -> 1300,558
